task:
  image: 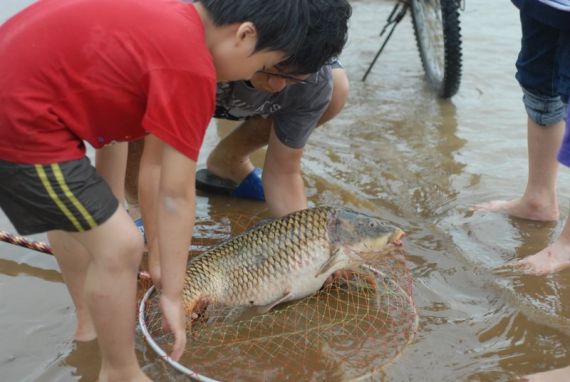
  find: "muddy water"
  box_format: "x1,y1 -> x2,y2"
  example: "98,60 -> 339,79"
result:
1,0 -> 569,381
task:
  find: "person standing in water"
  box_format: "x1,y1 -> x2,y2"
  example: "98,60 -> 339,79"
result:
0,0 -> 311,380
476,0 -> 570,274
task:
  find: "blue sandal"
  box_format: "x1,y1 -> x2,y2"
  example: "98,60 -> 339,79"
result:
195,168 -> 265,201
134,217 -> 146,243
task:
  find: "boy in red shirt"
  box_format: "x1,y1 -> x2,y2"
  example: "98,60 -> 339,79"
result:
0,0 -> 309,380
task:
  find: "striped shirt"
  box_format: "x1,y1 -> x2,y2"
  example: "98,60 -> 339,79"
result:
539,0 -> 570,11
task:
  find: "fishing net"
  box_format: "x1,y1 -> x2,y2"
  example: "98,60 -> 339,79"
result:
138,212 -> 417,381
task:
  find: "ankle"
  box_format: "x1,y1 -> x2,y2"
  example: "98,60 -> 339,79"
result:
98,370 -> 150,382
74,309 -> 97,342
521,193 -> 559,213
74,325 -> 97,342
207,150 -> 246,169
206,154 -> 253,183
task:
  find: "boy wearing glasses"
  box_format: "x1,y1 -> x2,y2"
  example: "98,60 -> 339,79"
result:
0,0 -> 311,380
126,0 -> 352,218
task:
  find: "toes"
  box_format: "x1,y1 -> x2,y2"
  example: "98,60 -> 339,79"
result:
492,260 -> 534,276
472,200 -> 508,211
492,260 -> 550,276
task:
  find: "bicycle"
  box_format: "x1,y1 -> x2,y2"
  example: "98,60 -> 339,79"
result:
363,0 -> 464,99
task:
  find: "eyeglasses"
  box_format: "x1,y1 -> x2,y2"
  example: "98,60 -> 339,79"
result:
257,70 -> 316,85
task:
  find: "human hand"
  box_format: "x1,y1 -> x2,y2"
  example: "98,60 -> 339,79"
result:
159,293 -> 187,361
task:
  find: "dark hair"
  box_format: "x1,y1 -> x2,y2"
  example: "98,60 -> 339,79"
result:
198,0 -> 309,57
279,0 -> 352,75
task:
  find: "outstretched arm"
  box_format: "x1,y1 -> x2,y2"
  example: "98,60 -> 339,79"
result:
139,134 -> 196,361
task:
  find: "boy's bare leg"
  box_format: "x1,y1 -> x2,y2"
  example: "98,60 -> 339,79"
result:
71,207 -> 148,381
48,231 -> 97,342
206,68 -> 349,183
96,142 -> 128,203
512,213 -> 570,274
206,117 -> 271,183
475,117 -> 564,221
124,140 -> 144,219
318,67 -> 349,125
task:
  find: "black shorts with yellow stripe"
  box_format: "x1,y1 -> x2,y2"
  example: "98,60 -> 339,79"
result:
0,157 -> 118,235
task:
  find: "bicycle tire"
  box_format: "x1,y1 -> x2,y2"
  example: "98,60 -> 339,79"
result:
410,0 -> 462,98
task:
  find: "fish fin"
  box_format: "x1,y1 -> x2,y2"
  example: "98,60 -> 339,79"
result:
184,299 -> 198,319
184,296 -> 210,331
323,269 -> 356,288
181,298 -> 198,333
315,248 -> 347,278
359,271 -> 378,290
321,268 -> 379,293
256,291 -> 292,314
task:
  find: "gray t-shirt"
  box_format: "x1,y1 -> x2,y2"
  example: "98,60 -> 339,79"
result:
214,65 -> 333,149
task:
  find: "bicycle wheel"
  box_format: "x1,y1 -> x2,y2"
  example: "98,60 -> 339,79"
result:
410,0 -> 462,98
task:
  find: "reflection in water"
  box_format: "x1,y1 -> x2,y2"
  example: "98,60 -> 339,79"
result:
302,74 -> 465,229
0,258 -> 61,283
474,311 -> 569,379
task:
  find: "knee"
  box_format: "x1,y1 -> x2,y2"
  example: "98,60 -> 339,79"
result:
120,231 -> 145,268
318,69 -> 350,126
99,230 -> 144,273
522,87 -> 567,126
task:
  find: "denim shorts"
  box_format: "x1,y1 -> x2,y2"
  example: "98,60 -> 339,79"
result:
514,2 -> 570,125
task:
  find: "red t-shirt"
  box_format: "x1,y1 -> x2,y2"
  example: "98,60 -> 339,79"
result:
0,0 -> 216,163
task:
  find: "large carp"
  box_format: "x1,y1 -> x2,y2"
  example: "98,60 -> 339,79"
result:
183,206 -> 405,319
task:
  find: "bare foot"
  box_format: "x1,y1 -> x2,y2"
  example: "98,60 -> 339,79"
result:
473,198 -> 559,222
509,240 -> 570,275
520,365 -> 570,382
98,368 -> 152,382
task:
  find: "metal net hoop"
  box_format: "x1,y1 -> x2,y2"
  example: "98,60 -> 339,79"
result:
137,212 -> 417,381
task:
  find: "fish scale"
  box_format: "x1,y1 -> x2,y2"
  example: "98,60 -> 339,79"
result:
182,206 -> 405,319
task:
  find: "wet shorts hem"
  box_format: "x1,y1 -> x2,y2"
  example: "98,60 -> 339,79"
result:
0,157 -> 119,235
522,87 -> 568,126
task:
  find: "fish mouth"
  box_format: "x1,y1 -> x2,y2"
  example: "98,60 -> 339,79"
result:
353,228 -> 406,254
390,229 -> 406,247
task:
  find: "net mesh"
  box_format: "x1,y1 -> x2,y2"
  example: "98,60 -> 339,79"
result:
138,212 -> 417,381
